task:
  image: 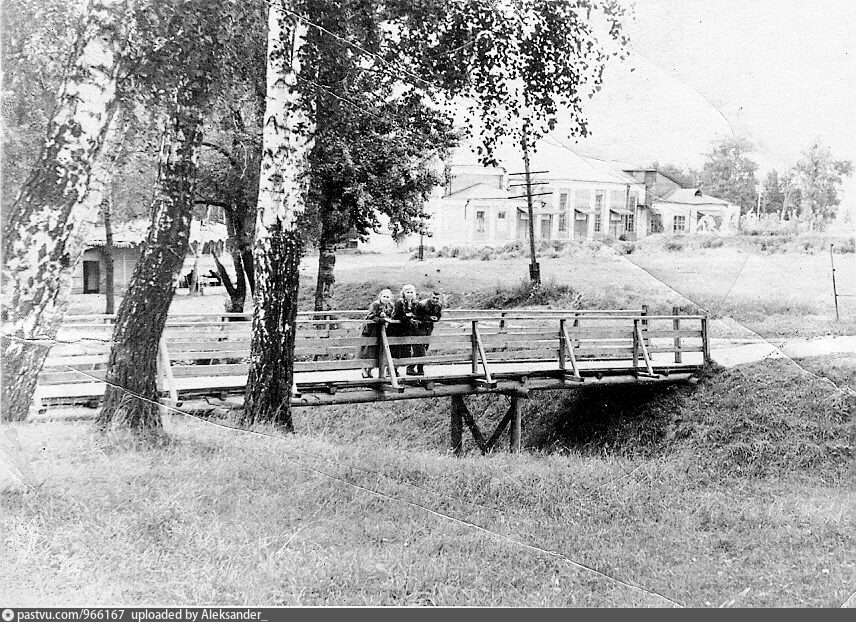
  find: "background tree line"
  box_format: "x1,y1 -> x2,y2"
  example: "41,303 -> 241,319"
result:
654,136 -> 852,229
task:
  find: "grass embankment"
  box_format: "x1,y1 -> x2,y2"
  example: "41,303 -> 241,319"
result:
3,359 -> 853,606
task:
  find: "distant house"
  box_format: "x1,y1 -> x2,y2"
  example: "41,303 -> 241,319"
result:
618,168 -> 740,235
358,143 -> 740,252
651,188 -> 740,234
73,219 -> 229,295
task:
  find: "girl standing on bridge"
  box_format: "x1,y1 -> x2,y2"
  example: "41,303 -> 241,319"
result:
390,283 -> 419,375
408,291 -> 444,376
358,288 -> 394,378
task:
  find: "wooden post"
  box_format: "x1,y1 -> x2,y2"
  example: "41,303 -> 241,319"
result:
471,320 -> 479,374
509,396 -> 522,454
558,318 -> 567,371
641,303 -> 649,346
672,305 -> 682,364
451,395 -> 464,456
379,323 -> 402,391
632,318 -> 639,370
499,311 -> 507,333
701,316 -> 710,365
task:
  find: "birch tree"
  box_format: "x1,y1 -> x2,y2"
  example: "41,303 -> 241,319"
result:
1,0 -> 130,421
97,0 -> 259,435
241,0 -> 629,427
241,2 -> 314,429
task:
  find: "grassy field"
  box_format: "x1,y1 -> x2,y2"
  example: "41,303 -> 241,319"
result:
67,236 -> 856,339
6,235 -> 854,607
2,359 -> 854,607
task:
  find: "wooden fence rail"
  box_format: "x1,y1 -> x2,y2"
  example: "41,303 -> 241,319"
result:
37,309 -> 709,408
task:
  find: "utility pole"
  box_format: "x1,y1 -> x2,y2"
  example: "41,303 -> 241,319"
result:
522,136 -> 540,285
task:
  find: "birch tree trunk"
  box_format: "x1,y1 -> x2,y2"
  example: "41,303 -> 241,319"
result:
1,0 -> 126,422
314,215 -> 336,313
97,98 -> 205,435
242,4 -> 314,429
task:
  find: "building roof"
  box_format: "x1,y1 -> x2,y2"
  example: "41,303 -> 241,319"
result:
655,188 -> 730,206
622,167 -> 688,188
86,218 -> 229,248
450,136 -> 643,187
445,182 -> 527,202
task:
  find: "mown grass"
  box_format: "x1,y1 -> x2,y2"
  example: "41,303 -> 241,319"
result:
3,359 -> 854,607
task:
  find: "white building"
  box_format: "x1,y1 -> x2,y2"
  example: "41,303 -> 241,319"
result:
358,140 -> 740,252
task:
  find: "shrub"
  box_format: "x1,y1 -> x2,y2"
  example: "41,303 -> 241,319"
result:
700,236 -> 724,249
833,238 -> 855,254
473,278 -> 582,309
663,239 -> 684,252
615,241 -> 636,255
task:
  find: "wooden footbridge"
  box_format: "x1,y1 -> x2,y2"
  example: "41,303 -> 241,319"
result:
37,307 -> 709,452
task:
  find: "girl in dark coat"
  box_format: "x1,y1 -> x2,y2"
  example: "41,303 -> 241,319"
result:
389,283 -> 418,374
410,291 -> 444,375
358,288 -> 394,378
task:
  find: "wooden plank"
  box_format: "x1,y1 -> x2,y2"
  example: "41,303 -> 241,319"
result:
43,355 -> 110,367
39,372 -> 106,385
472,321 -> 494,385
379,324 -> 402,391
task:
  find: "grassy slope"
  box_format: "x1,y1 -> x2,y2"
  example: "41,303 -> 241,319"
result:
66,241 -> 856,339
3,359 -> 853,607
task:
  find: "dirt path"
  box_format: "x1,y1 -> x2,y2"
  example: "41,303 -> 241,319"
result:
710,335 -> 856,367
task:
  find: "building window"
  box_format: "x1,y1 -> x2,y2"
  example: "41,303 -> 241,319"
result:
558,212 -> 567,232
559,192 -> 568,211
497,211 -> 506,220
673,214 -> 686,233
594,213 -> 601,232
475,210 -> 486,234
624,214 -> 635,232
650,213 -> 663,234
595,191 -> 604,211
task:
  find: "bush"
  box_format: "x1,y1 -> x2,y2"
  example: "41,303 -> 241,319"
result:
663,239 -> 684,252
700,236 -> 724,249
473,278 -> 582,309
615,241 -> 636,255
833,238 -> 855,254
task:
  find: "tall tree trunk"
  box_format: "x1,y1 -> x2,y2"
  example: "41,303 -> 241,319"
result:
314,215 -> 336,312
97,99 -> 205,436
242,6 -> 314,429
102,194 -> 116,314
1,0 -> 126,422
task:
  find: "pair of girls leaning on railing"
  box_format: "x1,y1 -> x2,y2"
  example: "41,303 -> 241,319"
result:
357,284 -> 444,379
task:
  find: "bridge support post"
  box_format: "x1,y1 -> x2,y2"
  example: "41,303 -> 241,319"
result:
451,395 -> 464,455
509,396 -> 522,454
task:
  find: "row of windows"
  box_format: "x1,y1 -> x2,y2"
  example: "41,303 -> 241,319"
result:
477,208 -> 636,234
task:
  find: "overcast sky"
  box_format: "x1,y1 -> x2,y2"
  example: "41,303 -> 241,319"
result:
614,0 -> 855,212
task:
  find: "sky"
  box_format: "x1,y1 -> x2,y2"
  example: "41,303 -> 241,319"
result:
455,0 -> 856,220
590,0 -> 856,216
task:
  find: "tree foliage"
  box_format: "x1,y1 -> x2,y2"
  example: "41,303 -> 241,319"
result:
792,140 -> 853,230
699,136 -> 760,213
650,162 -> 699,189
388,0 -> 630,158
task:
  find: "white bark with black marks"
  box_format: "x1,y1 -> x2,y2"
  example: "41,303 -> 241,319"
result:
244,3 -> 314,428
1,0 -> 127,421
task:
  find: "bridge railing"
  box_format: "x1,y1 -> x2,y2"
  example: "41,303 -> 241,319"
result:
38,309 -> 708,404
